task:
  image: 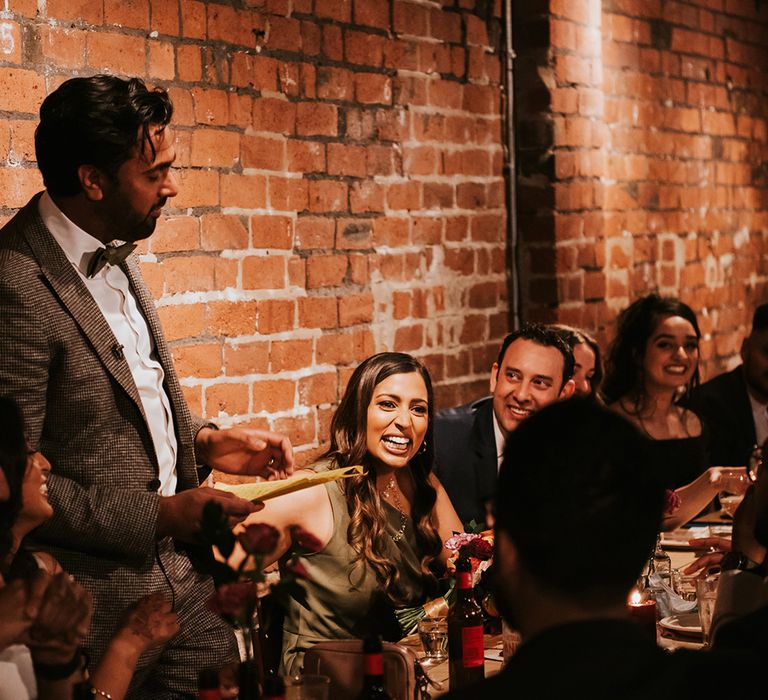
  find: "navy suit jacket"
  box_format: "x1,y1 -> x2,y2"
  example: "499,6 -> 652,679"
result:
434,397 -> 498,527
686,366 -> 756,467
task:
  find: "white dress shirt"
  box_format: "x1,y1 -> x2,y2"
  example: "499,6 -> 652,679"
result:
492,411 -> 506,472
39,192 -> 178,496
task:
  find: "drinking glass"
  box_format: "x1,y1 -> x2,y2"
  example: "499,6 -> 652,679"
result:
418,616 -> 448,665
718,492 -> 743,517
671,569 -> 697,601
695,574 -> 719,646
717,469 -> 749,518
284,674 -> 330,700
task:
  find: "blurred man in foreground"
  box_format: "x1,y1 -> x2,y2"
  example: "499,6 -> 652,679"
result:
446,398 -> 751,700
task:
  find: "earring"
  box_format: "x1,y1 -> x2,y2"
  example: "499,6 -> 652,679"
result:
418,439 -> 427,454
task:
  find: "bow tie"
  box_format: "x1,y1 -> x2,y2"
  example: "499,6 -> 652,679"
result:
86,242 -> 137,278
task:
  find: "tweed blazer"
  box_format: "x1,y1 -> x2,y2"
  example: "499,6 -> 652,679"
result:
0,194 -> 208,658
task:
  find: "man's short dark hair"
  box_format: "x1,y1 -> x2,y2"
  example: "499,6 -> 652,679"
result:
494,398 -> 664,605
495,323 -> 575,386
35,75 -> 174,197
752,303 -> 768,332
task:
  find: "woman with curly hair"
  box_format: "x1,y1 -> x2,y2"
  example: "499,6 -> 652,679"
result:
602,294 -> 747,527
236,352 -> 462,674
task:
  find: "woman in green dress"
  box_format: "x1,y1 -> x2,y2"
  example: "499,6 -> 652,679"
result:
236,352 -> 462,674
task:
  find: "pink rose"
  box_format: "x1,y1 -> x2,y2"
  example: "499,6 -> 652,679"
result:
207,581 -> 257,619
289,526 -> 323,553
240,523 -> 280,554
444,532 -> 480,553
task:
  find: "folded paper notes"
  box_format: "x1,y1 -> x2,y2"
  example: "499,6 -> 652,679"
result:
214,464 -> 366,502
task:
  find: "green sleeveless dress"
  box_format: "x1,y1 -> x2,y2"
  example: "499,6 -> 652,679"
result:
281,460 -> 427,675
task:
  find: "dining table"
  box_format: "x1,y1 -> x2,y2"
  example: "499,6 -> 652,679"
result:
386,515 -> 732,696
398,632 -> 504,695
657,513 -> 733,651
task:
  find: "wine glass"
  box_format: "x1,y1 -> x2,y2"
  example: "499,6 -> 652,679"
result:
715,468 -> 749,518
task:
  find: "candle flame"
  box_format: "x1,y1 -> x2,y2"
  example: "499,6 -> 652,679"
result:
629,590 -> 641,605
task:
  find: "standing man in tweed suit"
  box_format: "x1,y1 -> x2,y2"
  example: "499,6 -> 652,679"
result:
0,75 -> 294,697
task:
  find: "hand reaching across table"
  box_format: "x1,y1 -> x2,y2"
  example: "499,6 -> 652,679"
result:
682,537 -> 732,576
682,476 -> 768,578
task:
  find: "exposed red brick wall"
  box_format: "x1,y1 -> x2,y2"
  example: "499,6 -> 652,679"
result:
515,0 -> 768,379
0,0 -> 507,467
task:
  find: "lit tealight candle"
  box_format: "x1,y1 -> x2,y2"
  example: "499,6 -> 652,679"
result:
627,589 -> 657,641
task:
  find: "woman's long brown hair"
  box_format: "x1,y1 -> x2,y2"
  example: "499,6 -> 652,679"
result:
325,352 -> 442,605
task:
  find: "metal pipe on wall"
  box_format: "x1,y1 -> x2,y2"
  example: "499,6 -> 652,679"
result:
502,0 -> 521,330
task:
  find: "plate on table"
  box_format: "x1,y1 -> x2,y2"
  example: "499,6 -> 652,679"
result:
659,613 -> 702,637
661,527 -> 710,550
661,524 -> 732,550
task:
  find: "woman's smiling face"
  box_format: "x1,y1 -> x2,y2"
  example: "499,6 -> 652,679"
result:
643,315 -> 699,391
572,342 -> 597,397
20,449 -> 54,528
366,372 -> 429,471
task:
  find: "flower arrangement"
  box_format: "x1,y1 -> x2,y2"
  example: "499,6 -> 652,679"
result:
395,529 -> 496,636
199,502 -> 321,669
445,529 -> 499,624
444,530 -> 494,583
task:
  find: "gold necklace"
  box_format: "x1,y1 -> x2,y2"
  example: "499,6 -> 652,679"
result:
380,476 -> 408,542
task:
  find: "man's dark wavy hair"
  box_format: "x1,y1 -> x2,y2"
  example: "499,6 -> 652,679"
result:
35,74 -> 173,197
495,323 -> 575,389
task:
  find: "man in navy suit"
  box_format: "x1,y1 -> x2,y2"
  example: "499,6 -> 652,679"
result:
688,304 -> 768,467
434,324 -> 575,526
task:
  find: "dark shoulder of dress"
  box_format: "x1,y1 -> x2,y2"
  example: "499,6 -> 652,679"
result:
646,422 -> 709,490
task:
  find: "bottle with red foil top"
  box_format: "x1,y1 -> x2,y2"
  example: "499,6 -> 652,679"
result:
357,634 -> 392,700
448,555 -> 485,690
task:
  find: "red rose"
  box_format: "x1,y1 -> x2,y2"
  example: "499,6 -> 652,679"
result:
461,538 -> 493,561
289,526 -> 323,553
207,581 -> 257,619
240,523 -> 280,554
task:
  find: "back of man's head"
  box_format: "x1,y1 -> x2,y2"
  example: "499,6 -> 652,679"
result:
495,397 -> 664,606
